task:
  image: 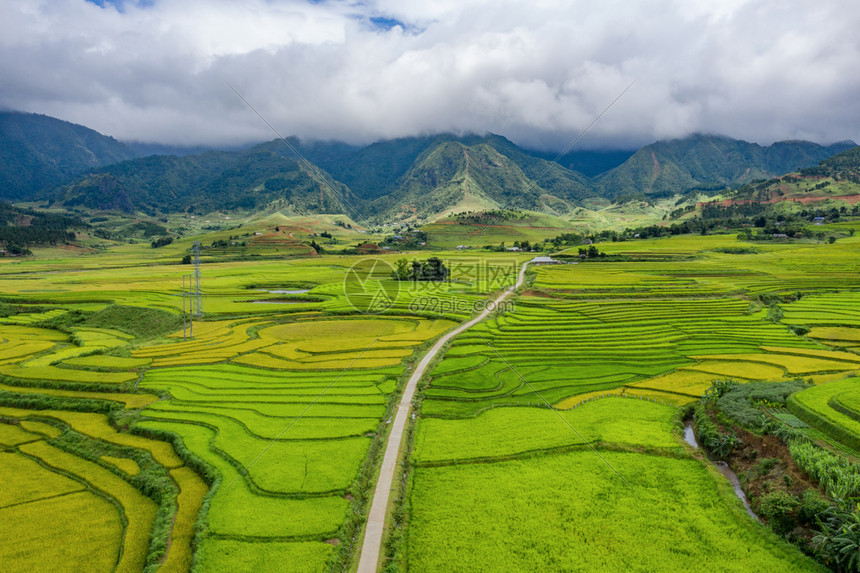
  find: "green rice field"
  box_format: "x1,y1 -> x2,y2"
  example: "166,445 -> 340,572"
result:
1,228 -> 858,571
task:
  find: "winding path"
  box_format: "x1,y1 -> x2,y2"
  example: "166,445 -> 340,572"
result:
356,261 -> 529,572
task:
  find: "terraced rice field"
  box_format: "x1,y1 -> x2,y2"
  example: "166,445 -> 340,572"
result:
0,418 -> 153,572
0,244 -> 514,571
422,292 -> 860,416
787,378 -> 860,451
1,230 -> 859,571
398,235 -> 860,571
132,313 -> 459,570
407,399 -> 821,572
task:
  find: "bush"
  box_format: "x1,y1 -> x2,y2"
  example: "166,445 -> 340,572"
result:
702,378 -> 739,404
694,404 -> 743,458
799,489 -> 830,523
716,380 -> 809,430
756,490 -> 801,535
755,457 -> 780,477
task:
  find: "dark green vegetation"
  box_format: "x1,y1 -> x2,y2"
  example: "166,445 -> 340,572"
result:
717,145 -> 860,208
3,112 -> 855,224
54,142 -> 357,216
598,134 -> 855,199
531,147 -> 636,177
799,146 -> 860,181
0,201 -> 86,250
0,112 -> 138,200
83,305 -> 183,340
393,257 -> 450,281
697,379 -> 860,571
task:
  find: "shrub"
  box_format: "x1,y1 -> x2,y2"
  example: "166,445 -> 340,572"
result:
756,490 -> 801,535
694,404 -> 743,458
799,489 -> 830,523
702,378 -> 739,405
755,457 -> 780,477
716,380 -> 809,430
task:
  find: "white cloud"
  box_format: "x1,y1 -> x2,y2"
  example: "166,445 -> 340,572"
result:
1,0 -> 858,149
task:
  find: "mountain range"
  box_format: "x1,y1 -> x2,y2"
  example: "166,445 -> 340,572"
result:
0,111 -> 855,222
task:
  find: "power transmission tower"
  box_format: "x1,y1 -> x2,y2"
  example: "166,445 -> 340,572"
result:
182,274 -> 187,340
192,242 -> 202,318
182,274 -> 194,339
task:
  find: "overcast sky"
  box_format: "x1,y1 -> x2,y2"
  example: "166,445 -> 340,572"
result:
2,0 -> 859,150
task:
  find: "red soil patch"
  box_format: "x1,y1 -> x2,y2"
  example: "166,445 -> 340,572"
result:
357,243 -> 384,254
520,289 -> 556,298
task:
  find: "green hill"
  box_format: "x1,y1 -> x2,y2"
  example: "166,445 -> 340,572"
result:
301,135 -> 449,201
55,141 -> 357,217
304,133 -> 596,206
365,139 -> 593,222
597,134 -> 855,198
799,145 -> 860,181
722,144 -> 860,205
0,112 -> 139,201
5,112 -> 854,224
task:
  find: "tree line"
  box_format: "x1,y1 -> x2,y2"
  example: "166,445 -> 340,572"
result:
0,202 -> 86,251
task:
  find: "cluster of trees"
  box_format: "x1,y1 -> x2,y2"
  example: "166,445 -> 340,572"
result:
210,239 -> 247,248
1,244 -> 32,256
382,230 -> 427,250
613,192 -> 651,205
151,237 -> 173,248
393,257 -> 449,281
512,240 -> 541,251
0,202 -> 85,250
738,228 -> 846,243
546,232 -> 585,248
483,240 -> 543,252
451,209 -> 527,225
577,245 -> 605,259
546,229 -> 628,245
669,205 -> 697,218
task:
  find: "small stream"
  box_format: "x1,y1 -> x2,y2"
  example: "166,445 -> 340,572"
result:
684,423 -> 760,522
683,424 -> 698,448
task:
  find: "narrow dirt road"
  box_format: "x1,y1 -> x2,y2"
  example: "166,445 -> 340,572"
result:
356,261 -> 529,573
